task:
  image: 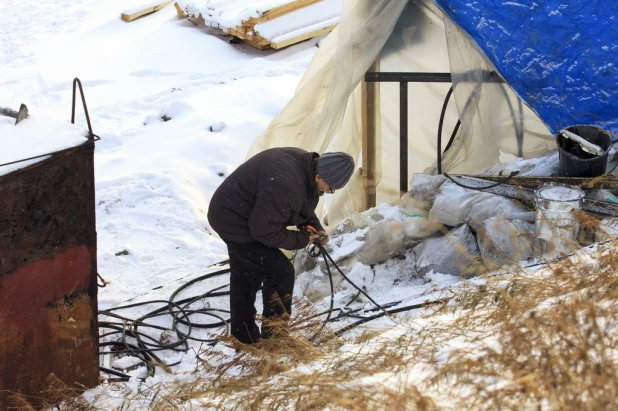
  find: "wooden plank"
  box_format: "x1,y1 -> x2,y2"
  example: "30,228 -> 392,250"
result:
234,25 -> 248,36
270,23 -> 337,49
187,14 -> 203,26
452,174 -> 618,190
121,0 -> 173,22
173,2 -> 186,18
233,24 -> 260,41
241,37 -> 271,50
247,0 -> 322,25
362,59 -> 379,210
228,27 -> 260,41
227,27 -> 246,39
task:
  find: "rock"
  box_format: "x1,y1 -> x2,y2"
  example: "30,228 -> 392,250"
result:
15,104 -> 28,124
208,121 -> 225,132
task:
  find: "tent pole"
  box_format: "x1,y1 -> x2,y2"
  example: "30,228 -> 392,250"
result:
400,81 -> 408,196
362,60 -> 378,209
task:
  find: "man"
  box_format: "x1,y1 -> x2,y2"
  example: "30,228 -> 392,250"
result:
207,147 -> 355,344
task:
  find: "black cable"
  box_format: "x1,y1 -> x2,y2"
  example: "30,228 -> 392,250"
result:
304,242 -> 393,322
100,366 -> 132,381
443,119 -> 461,154
97,272 -> 108,287
437,71 -> 523,175
333,299 -> 446,337
307,246 -> 337,341
443,170 -> 519,190
98,253 -> 452,381
98,267 -> 231,381
437,86 -> 455,174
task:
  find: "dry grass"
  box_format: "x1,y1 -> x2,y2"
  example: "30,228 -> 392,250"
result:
3,374 -> 96,410
427,243 -> 618,410
28,220 -> 618,410
158,238 -> 618,410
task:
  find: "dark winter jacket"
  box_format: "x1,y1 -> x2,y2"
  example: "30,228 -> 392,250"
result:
207,147 -> 325,250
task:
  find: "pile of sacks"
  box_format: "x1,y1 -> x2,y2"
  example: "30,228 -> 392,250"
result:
295,174 -> 539,301
295,173 -> 618,300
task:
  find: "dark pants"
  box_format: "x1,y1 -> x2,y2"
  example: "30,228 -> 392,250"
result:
225,240 -> 295,344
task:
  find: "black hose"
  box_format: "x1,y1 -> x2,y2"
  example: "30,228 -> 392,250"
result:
308,246 -> 336,342
437,71 -> 523,175
443,170 -> 519,190
98,267 -> 231,381
98,253 -> 450,381
333,299 -> 446,337
437,86 -> 455,174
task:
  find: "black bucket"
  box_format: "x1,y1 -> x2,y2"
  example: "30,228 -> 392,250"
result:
557,125 -> 612,177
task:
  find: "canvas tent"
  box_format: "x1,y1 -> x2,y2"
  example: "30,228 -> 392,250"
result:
247,0 -> 618,226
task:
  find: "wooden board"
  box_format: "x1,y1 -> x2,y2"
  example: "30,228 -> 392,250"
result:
362,59 -> 379,209
247,0 -> 321,25
240,37 -> 271,50
121,0 -> 173,22
174,2 -> 186,18
271,23 -> 336,49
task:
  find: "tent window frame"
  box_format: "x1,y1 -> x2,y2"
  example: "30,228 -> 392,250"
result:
364,71 -> 453,196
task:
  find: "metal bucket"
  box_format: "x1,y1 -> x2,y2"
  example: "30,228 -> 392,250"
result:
535,184 -> 585,258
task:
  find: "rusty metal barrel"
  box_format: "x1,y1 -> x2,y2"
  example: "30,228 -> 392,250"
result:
0,140 -> 99,409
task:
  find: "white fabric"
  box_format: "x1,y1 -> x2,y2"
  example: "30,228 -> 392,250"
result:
247,0 -> 556,227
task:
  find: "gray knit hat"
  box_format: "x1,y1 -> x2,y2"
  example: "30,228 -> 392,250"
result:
316,152 -> 355,190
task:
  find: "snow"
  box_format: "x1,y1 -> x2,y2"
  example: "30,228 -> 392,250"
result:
2,1 -> 615,409
178,0 -> 299,27
270,16 -> 340,44
256,0 -> 342,41
0,109 -> 88,176
537,185 -> 584,202
121,0 -> 170,16
0,0 -> 317,339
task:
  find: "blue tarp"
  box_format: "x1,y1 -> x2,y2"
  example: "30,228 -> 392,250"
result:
434,1 -> 618,138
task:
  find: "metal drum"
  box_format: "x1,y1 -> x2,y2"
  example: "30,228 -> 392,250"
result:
535,184 -> 585,258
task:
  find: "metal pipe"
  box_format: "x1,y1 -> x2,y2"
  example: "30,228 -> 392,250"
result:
366,72 -> 452,83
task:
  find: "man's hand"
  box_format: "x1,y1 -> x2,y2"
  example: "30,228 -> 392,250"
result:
308,231 -> 322,245
307,230 -> 328,246
303,225 -> 329,246
317,230 -> 329,245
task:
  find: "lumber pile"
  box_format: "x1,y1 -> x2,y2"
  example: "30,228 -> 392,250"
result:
174,0 -> 341,50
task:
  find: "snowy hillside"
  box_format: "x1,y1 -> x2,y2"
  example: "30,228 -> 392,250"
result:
2,1 -> 618,410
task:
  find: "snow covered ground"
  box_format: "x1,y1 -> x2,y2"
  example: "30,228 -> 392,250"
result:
3,1 -> 615,409
2,0 -> 322,309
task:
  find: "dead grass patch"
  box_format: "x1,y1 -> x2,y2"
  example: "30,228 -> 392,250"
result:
47,236 -> 618,410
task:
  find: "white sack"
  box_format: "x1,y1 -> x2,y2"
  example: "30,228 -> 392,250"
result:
409,173 -> 447,203
414,224 -> 484,278
596,218 -> 618,242
355,216 -> 442,265
476,217 -> 535,266
430,181 -> 533,229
